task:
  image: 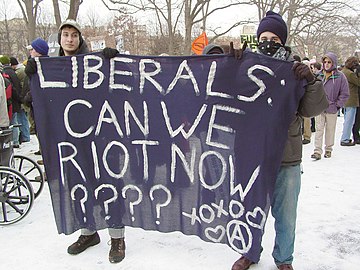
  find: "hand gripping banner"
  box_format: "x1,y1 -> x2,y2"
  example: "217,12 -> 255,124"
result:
30,51 -> 305,260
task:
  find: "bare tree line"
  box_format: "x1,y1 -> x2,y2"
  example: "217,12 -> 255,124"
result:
0,0 -> 359,62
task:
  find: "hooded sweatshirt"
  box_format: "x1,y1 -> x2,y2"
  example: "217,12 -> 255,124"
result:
318,52 -> 349,113
58,27 -> 89,56
202,44 -> 224,55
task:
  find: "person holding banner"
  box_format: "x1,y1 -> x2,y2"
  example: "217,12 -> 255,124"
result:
24,37 -> 50,164
231,11 -> 328,270
26,20 -> 126,264
59,19 -> 126,264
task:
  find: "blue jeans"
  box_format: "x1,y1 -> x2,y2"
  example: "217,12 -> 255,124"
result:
341,107 -> 356,142
10,112 -> 19,145
271,165 -> 301,265
16,109 -> 30,142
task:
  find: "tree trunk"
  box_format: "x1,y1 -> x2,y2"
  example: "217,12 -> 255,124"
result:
25,0 -> 36,42
167,0 -> 174,54
68,0 -> 82,20
183,0 -> 192,55
52,0 -> 62,28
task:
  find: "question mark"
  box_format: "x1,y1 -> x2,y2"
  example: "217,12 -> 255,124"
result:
95,184 -> 118,221
149,184 -> 171,225
71,184 -> 88,223
122,185 -> 143,222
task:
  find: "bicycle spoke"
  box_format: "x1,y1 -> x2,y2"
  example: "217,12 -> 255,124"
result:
1,201 -> 8,222
6,200 -> 24,214
8,195 -> 29,203
2,173 -> 12,193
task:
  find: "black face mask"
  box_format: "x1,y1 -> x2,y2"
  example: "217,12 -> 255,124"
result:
257,40 -> 283,57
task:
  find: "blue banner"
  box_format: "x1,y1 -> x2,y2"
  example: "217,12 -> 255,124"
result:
30,51 -> 304,259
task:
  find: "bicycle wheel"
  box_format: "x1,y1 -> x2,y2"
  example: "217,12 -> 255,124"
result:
0,167 -> 34,225
12,155 -> 44,199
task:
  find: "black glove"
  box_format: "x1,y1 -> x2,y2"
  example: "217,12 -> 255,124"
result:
229,41 -> 247,60
102,47 -> 119,59
292,62 -> 315,83
23,91 -> 33,107
25,58 -> 37,77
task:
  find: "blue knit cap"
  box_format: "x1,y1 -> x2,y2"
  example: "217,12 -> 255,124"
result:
257,11 -> 288,45
31,38 -> 49,56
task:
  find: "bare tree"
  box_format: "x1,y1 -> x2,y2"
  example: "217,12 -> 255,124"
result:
68,0 -> 83,20
16,0 -> 43,42
52,0 -> 84,29
100,0 -> 253,55
107,13 -> 152,55
85,6 -> 101,28
250,0 -> 360,58
52,0 -> 62,27
0,0 -> 14,54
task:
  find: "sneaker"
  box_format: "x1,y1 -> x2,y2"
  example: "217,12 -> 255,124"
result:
109,238 -> 126,263
302,139 -> 310,145
278,264 -> 294,270
311,153 -> 321,160
231,256 -> 255,270
340,140 -> 355,146
324,151 -> 331,158
67,232 -> 100,255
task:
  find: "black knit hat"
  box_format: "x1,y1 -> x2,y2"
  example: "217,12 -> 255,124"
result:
257,11 -> 288,45
10,57 -> 18,66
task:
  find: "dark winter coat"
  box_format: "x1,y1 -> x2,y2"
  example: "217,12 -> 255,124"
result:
278,52 -> 328,166
341,67 -> 360,108
281,80 -> 328,165
2,65 -> 23,113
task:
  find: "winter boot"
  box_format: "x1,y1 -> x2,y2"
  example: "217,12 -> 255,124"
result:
67,232 -> 100,255
109,238 -> 126,263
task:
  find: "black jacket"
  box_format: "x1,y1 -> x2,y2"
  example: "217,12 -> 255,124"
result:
2,66 -> 22,113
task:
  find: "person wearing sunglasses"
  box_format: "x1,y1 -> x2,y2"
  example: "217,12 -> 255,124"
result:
311,53 -> 349,160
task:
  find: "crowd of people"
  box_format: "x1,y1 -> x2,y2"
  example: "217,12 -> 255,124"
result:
0,10 -> 359,270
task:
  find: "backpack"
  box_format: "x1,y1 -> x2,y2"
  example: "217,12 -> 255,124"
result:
2,73 -> 13,120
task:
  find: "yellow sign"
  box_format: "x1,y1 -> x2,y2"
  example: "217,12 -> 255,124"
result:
240,35 -> 258,52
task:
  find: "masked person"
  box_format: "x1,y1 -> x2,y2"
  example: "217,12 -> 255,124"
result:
231,11 -> 328,270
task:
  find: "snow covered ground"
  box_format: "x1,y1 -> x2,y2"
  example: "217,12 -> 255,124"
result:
1,116 -> 360,270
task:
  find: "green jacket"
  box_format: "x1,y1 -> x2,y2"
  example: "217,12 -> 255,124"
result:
342,67 -> 360,107
282,80 -> 328,166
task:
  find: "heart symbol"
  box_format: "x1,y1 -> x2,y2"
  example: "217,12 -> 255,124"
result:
205,225 -> 225,242
245,206 -> 266,230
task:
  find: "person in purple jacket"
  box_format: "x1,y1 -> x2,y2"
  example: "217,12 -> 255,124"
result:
311,52 -> 349,160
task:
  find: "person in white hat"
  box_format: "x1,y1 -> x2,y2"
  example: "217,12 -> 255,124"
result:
58,19 -> 89,56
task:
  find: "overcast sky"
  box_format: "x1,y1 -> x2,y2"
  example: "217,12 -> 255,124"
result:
2,0 -> 258,37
